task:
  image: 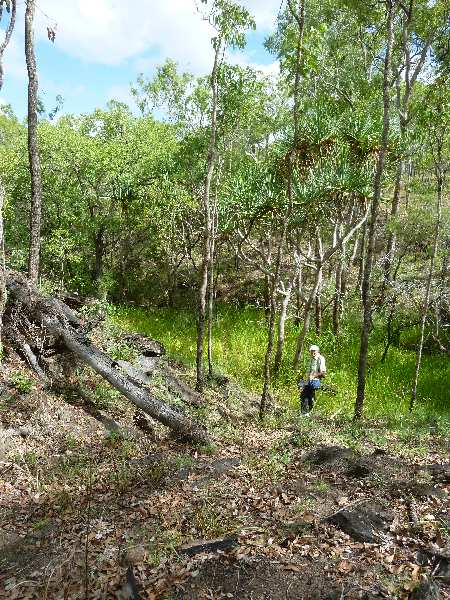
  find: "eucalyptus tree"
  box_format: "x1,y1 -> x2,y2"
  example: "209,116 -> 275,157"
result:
0,0 -> 16,350
355,0 -> 398,420
25,0 -> 43,283
195,0 -> 255,392
384,0 -> 448,286
410,77 -> 449,410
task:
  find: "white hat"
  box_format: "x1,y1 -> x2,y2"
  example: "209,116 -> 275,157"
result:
309,345 -> 319,352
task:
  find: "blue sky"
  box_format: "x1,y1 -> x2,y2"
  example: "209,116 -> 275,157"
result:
0,0 -> 280,119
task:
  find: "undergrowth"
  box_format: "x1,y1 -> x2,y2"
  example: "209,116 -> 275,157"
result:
113,305 -> 449,422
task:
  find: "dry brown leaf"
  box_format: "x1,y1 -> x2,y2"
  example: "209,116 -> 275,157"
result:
338,559 -> 352,573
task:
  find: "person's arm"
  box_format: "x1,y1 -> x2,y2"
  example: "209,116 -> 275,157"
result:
317,355 -> 326,378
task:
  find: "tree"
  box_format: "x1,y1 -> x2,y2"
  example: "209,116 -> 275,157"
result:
410,77 -> 449,410
354,0 -> 397,420
25,0 -> 43,283
195,0 -> 255,392
0,0 -> 17,352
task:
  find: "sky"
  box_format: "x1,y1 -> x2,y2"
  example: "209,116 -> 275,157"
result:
0,0 -> 282,119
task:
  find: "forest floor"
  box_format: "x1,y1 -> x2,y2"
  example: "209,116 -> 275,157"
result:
0,342 -> 449,600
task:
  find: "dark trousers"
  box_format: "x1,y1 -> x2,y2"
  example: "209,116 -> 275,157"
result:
300,384 -> 316,414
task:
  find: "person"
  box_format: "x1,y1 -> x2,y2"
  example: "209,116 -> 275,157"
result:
298,344 -> 326,415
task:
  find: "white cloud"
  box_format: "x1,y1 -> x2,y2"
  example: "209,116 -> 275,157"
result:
34,0 -> 279,70
241,0 -> 281,29
34,0 -> 214,70
105,83 -> 136,108
1,34 -> 27,84
227,50 -> 279,77
1,0 -> 281,116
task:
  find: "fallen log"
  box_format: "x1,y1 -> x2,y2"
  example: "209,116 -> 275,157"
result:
5,270 -> 209,443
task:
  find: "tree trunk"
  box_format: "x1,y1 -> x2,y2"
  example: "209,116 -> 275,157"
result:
260,0 -> 305,417
207,201 -> 218,378
0,183 -> 6,353
0,0 -> 17,352
92,227 -> 105,284
384,159 -> 403,284
410,165 -> 443,409
333,255 -> 343,335
5,271 -> 209,443
293,264 -> 322,368
263,274 -> 271,323
260,275 -> 277,419
356,219 -> 367,296
25,0 -> 43,284
0,1 -> 17,91
273,279 -> 294,376
354,0 -> 395,420
315,291 -> 322,335
196,41 -> 220,392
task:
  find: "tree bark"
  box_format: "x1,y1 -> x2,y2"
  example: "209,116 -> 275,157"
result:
332,254 -> 343,336
273,278 -> 295,376
0,0 -> 17,352
92,226 -> 105,284
0,183 -> 6,353
293,263 -> 322,368
354,0 -> 395,420
196,40 -> 221,392
410,155 -> 443,409
25,0 -> 43,284
5,271 -> 209,443
207,199 -> 218,378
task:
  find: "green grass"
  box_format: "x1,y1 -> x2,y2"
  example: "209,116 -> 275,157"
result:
113,305 -> 449,420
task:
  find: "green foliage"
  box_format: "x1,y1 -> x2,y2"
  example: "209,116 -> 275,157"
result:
114,305 -> 449,418
10,371 -> 33,394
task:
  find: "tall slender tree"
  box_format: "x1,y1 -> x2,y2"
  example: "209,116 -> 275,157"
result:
0,0 -> 17,351
354,0 -> 397,420
25,0 -> 43,283
195,0 -> 255,392
410,79 -> 448,410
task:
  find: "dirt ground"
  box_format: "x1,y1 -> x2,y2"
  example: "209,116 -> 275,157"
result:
0,357 -> 449,600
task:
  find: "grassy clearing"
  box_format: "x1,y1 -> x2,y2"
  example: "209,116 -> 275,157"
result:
113,304 -> 449,421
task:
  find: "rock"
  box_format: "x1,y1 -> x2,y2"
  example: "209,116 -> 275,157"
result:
431,551 -> 450,584
326,503 -> 394,543
123,334 -> 165,357
18,427 -> 32,438
373,448 -> 387,456
135,355 -> 157,374
409,580 -> 442,600
415,548 -> 450,584
206,457 -> 240,476
304,446 -> 353,465
425,464 -> 450,484
179,537 -> 238,556
345,459 -> 371,478
409,483 -> 446,499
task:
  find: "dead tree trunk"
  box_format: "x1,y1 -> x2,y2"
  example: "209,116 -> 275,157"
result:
25,0 -> 43,283
5,271 -> 209,443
